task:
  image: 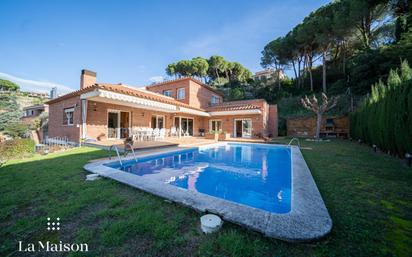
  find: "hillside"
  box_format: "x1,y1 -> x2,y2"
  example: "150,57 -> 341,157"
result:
0,91 -> 48,130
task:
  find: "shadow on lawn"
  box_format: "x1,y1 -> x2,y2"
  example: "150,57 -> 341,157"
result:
0,143 -> 411,257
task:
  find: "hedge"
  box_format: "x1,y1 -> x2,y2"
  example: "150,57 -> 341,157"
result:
350,61 -> 412,157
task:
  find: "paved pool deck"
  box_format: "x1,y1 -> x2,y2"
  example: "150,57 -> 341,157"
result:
84,142 -> 332,242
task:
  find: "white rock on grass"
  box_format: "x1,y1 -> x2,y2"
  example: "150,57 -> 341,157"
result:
200,214 -> 223,233
85,174 -> 101,181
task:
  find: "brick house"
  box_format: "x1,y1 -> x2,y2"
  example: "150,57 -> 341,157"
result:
21,104 -> 49,124
47,70 -> 278,143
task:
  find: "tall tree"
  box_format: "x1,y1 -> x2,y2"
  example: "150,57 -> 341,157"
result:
0,79 -> 19,91
191,57 -> 209,82
208,56 -> 226,81
346,0 -> 390,49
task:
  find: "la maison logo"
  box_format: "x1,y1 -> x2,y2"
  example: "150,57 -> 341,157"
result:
18,217 -> 89,253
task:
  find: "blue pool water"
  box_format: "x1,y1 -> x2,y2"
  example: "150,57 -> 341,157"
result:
106,143 -> 292,213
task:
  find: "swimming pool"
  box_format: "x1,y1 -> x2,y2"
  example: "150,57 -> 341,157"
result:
105,143 -> 291,214
85,142 -> 332,242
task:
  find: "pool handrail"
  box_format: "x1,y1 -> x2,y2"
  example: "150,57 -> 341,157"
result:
288,138 -> 301,148
108,145 -> 123,166
124,143 -> 138,162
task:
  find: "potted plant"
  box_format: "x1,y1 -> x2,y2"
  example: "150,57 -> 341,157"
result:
205,130 -> 219,140
218,131 -> 230,141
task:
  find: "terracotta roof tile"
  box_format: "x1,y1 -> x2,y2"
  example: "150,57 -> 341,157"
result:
206,102 -> 261,112
46,83 -> 205,111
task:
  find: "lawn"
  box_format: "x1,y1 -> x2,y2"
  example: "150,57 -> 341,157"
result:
0,139 -> 411,257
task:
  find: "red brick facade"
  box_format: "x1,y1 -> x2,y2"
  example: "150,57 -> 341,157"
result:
48,96 -> 81,142
47,71 -> 278,143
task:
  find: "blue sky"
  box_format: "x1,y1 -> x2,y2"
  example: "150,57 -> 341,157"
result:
0,0 -> 329,94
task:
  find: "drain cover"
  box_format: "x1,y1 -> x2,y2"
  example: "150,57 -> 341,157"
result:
86,174 -> 101,181
200,214 -> 223,233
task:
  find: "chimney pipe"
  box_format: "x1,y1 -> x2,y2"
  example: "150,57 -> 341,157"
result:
80,69 -> 96,89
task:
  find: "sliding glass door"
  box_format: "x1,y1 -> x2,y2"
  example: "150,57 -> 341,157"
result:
108,112 -> 119,139
151,115 -> 164,129
108,110 -> 130,139
174,117 -> 194,136
234,119 -> 252,138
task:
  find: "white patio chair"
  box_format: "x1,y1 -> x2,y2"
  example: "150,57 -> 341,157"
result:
158,128 -> 166,140
146,128 -> 154,141
170,126 -> 178,137
182,129 -> 190,137
153,128 -> 160,141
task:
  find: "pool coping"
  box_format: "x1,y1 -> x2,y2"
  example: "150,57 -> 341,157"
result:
83,142 -> 332,242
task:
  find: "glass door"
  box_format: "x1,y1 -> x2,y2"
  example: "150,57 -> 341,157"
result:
242,119 -> 252,138
176,117 -> 194,136
120,112 -> 129,138
234,119 -> 252,138
235,120 -> 242,137
108,112 -> 119,139
151,115 -> 165,129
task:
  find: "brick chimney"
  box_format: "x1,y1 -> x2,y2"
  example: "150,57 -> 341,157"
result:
80,69 -> 96,89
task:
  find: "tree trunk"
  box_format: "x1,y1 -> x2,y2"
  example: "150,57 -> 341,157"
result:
277,71 -> 281,90
308,54 -> 313,91
309,66 -> 313,92
291,60 -> 298,87
297,57 -> 302,88
316,113 -> 322,140
215,69 -> 220,81
322,51 -> 327,93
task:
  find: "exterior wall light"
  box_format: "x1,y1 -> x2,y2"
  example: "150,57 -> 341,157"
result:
406,153 -> 411,167
372,144 -> 377,152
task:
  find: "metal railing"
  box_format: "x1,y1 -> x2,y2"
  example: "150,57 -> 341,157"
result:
42,136 -> 74,148
288,138 -> 301,148
124,143 -> 138,162
108,145 -> 123,166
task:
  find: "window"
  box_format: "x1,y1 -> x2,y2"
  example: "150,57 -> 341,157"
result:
177,88 -> 185,100
209,120 -> 222,132
63,107 -> 74,126
151,115 -> 165,129
211,95 -> 220,105
163,90 -> 172,97
26,109 -> 34,116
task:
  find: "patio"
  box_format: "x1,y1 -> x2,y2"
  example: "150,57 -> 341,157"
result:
84,136 -> 218,152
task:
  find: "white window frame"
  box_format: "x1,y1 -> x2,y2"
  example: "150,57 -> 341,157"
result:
64,107 -> 74,126
234,118 -> 252,138
163,90 -> 172,97
211,95 -> 220,104
107,109 -> 131,139
209,119 -> 222,132
151,115 -> 165,129
177,88 -> 185,100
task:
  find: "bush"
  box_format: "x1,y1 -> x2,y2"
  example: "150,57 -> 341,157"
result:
0,138 -> 35,162
350,61 -> 412,157
3,122 -> 30,138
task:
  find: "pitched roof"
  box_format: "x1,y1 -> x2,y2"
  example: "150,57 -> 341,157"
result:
145,77 -> 225,96
46,83 -> 205,111
205,99 -> 264,112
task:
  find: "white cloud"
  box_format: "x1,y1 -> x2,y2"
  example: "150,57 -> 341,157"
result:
0,72 -> 73,94
149,76 -> 164,84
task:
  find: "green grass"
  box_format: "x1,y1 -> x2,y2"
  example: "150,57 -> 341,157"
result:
0,140 -> 411,257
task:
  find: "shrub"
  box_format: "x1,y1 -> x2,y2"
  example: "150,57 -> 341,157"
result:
3,122 -> 30,138
0,138 -> 35,162
350,61 -> 412,157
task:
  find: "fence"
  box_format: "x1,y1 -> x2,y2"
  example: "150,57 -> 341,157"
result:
42,136 -> 76,148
